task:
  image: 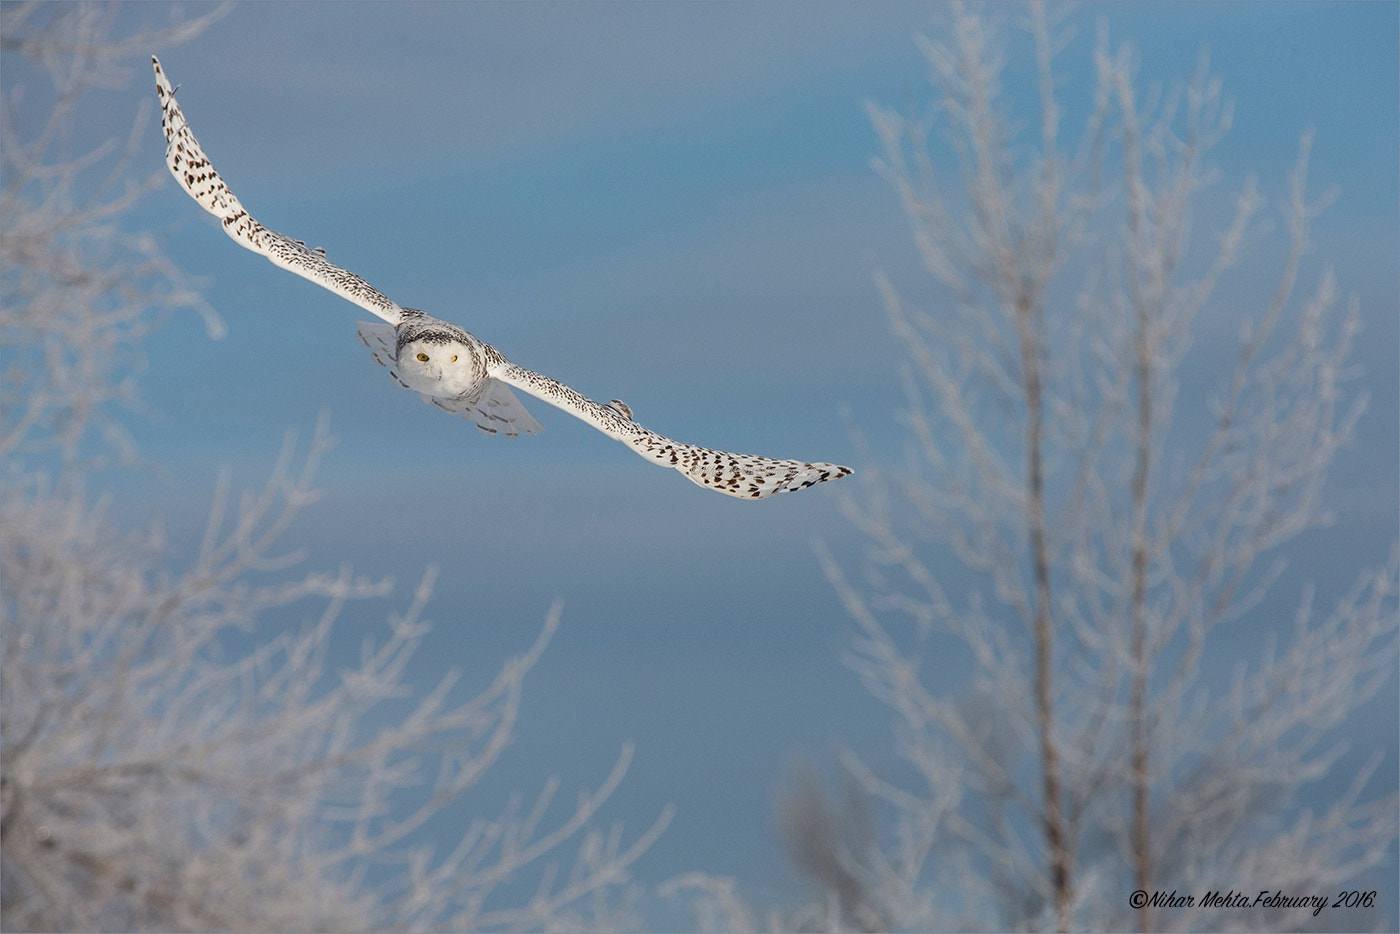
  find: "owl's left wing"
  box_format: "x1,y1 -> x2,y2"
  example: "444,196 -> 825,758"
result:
153,57 -> 404,326
486,354 -> 851,500
357,322 -> 542,437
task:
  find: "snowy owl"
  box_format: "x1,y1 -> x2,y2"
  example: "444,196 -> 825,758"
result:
152,57 -> 850,500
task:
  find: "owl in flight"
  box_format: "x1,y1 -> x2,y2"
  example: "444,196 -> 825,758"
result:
152,57 -> 850,500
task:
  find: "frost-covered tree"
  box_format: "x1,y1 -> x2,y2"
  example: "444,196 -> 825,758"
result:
821,7 -> 1396,931
675,5 -> 1396,932
1,6 -> 667,931
0,1 -> 226,469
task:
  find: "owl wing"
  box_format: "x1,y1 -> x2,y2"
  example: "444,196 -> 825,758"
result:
357,322 -> 542,438
153,57 -> 404,326
486,355 -> 852,500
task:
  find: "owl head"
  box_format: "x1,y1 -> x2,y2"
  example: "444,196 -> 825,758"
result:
396,330 -> 480,397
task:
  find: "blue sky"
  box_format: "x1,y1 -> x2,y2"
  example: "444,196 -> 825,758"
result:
14,0 -> 1397,923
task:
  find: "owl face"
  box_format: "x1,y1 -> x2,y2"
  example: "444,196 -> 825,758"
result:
396,337 -> 480,397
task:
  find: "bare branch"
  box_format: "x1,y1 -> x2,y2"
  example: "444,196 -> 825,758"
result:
767,6 -> 1397,932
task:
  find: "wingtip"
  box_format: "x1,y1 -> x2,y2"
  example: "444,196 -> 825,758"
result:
152,55 -> 172,95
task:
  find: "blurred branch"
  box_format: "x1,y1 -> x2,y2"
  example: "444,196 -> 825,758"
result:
747,4 -> 1399,931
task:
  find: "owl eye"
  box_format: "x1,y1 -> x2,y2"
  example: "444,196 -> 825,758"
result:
450,354 -> 458,362
416,352 -> 429,362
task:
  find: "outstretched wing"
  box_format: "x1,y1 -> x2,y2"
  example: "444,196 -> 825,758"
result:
356,322 -> 542,437
152,56 -> 403,326
487,356 -> 852,500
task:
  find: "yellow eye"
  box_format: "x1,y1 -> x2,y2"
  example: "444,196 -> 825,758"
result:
416,352 -> 429,362
450,354 -> 458,362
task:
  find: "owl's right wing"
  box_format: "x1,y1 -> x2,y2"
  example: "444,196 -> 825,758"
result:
357,322 -> 542,437
153,57 -> 404,326
486,355 -> 851,500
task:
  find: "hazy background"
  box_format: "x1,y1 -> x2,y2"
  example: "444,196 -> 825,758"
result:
16,0 -> 1394,920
